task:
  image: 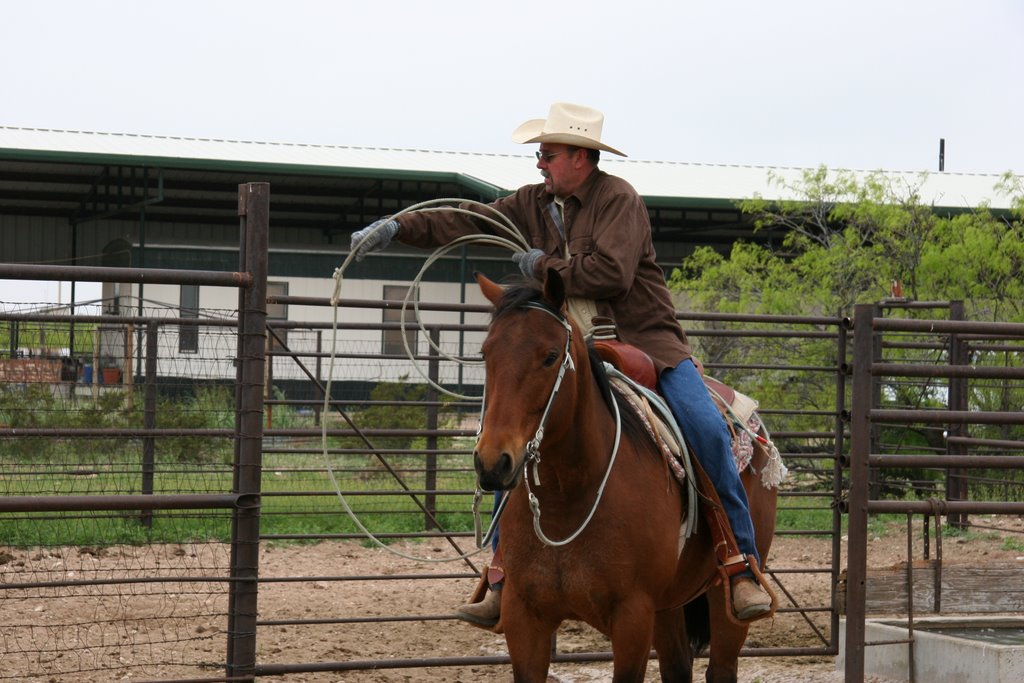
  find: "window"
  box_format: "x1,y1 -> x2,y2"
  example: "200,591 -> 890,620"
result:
267,281 -> 288,349
179,285 -> 199,353
382,285 -> 418,355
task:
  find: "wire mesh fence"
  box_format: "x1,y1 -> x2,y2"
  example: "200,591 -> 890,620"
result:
0,301 -> 243,681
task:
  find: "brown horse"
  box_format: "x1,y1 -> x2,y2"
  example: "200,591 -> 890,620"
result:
472,270 -> 778,683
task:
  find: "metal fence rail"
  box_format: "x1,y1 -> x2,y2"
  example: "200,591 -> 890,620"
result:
2,194 -> 1022,681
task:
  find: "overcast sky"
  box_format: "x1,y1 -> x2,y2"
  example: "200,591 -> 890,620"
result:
2,0 -> 1022,303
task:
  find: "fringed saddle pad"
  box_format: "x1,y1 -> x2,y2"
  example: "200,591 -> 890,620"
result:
704,383 -> 788,489
607,373 -> 698,547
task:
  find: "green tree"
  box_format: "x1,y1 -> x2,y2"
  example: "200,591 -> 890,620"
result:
356,378 -> 431,451
668,166 -> 1024,492
922,208 -> 1024,322
673,165 -> 1024,323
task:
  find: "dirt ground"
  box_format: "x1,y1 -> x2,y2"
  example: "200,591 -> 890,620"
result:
2,515 -> 1023,682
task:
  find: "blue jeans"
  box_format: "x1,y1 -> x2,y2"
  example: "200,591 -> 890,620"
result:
659,359 -> 760,568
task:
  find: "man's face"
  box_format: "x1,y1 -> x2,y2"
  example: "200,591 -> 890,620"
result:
536,144 -> 587,198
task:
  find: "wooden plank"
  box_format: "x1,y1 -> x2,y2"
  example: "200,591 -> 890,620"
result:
837,562 -> 1024,614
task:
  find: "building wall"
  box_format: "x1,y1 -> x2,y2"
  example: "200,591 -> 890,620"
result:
112,253 -> 494,388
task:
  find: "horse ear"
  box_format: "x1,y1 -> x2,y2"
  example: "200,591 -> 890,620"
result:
542,267 -> 566,310
475,271 -> 504,307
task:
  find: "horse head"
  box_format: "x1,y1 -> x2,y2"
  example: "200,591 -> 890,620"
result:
472,269 -> 582,491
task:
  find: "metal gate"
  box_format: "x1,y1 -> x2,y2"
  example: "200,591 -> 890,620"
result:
0,183 -> 269,681
842,303 -> 1024,682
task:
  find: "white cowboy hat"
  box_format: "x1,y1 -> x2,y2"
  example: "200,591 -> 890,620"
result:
511,102 -> 627,157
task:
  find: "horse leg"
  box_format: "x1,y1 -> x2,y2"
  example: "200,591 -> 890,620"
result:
703,584 -> 750,683
607,602 -> 658,683
502,603 -> 558,683
652,605 -> 696,683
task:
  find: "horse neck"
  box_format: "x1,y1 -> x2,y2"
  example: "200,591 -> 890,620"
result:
536,344 -> 617,490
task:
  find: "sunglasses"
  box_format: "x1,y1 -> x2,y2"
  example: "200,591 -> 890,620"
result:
535,149 -> 575,163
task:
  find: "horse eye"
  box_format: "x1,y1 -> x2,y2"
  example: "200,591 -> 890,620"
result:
543,350 -> 559,368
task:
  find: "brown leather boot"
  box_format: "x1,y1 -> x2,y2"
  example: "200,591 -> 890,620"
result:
731,577 -> 772,621
454,586 -> 501,628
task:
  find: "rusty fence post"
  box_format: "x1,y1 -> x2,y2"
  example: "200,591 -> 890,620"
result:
424,326 -> 440,530
830,317 -> 850,655
845,303 -> 875,683
140,321 -> 158,528
226,182 -> 269,680
946,300 -> 968,528
867,304 -> 883,500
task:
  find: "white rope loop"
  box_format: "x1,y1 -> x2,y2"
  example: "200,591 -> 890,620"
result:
322,199 -> 528,563
322,198 -> 643,559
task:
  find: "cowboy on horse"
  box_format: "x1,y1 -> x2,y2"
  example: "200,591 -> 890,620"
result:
351,102 -> 775,627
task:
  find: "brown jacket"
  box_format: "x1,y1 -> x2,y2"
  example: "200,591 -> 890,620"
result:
396,169 -> 691,373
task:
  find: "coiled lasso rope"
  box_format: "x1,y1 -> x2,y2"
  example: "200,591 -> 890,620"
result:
322,199 -> 528,563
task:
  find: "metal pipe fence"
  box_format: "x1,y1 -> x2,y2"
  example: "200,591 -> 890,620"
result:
843,303 -> 1024,683
0,183 -> 269,683
0,280 -> 853,679
2,200 -> 1022,680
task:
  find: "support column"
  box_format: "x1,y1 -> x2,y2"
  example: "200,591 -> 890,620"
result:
845,303 -> 875,683
226,182 -> 269,680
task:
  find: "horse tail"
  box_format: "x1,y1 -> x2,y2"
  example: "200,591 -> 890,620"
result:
684,593 -> 711,655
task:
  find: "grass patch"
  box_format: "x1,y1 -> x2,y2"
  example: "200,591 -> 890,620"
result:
1002,536 -> 1024,553
775,496 -> 834,535
0,447 -> 482,549
0,380 -> 480,549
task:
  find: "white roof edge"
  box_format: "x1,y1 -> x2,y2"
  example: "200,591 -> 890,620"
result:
0,125 -> 1019,209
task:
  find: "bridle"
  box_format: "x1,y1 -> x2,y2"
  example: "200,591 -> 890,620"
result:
475,299 -> 623,548
517,301 -> 576,483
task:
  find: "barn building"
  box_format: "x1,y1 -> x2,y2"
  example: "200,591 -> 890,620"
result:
0,125 -> 1017,387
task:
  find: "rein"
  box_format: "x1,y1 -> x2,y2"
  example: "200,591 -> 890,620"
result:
476,299 -> 623,548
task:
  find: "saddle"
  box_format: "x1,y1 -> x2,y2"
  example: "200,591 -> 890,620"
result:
592,336 -> 743,410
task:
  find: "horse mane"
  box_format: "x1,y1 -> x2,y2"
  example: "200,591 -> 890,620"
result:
587,345 -> 649,446
491,277 -> 546,319
494,279 -> 650,447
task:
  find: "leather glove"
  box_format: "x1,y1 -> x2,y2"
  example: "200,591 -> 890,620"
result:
350,218 -> 400,262
512,248 -> 545,279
